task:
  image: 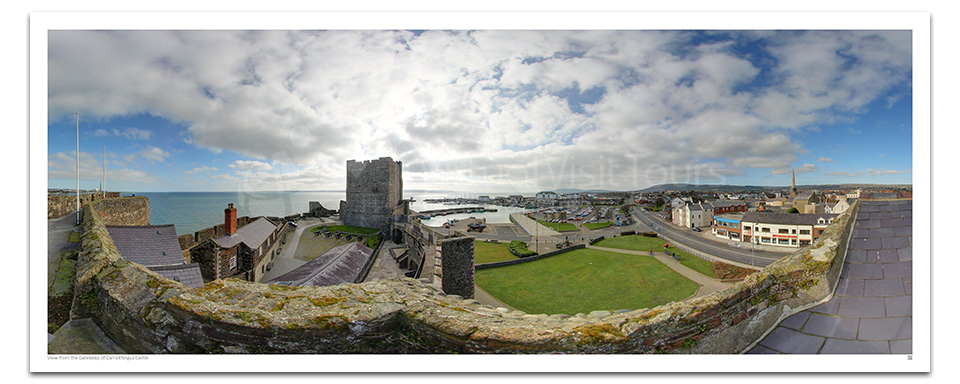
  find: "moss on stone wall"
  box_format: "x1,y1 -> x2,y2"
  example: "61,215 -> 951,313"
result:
73,199 -> 858,354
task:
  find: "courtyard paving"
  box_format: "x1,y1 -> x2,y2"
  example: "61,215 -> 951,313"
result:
747,200 -> 912,354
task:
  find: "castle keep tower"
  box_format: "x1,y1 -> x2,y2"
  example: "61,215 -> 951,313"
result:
339,157 -> 403,232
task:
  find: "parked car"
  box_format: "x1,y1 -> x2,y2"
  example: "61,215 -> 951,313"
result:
692,227 -> 701,232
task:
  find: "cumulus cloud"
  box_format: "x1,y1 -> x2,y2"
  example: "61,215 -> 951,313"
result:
140,146 -> 170,162
48,30 -> 912,190
229,160 -> 273,171
184,165 -> 218,175
48,150 -> 159,184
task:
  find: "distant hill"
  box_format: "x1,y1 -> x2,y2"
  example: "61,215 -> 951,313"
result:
637,183 -> 912,193
553,188 -> 615,194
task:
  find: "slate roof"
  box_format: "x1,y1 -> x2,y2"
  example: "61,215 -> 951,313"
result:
266,242 -> 373,287
741,212 -> 838,226
702,200 -> 749,209
214,217 -> 277,249
150,263 -> 204,288
106,225 -> 185,267
748,200 -> 912,354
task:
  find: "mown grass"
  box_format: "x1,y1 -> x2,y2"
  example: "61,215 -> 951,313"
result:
534,219 -> 578,232
593,235 -> 718,278
583,222 -> 613,230
474,248 -> 698,315
473,240 -> 518,264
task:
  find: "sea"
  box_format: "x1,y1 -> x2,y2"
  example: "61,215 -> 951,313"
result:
123,191 -> 531,235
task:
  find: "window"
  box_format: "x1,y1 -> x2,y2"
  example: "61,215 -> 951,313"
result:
800,229 -> 811,235
778,228 -> 789,234
791,229 -> 796,234
761,227 -> 771,233
778,239 -> 789,245
799,240 -> 810,246
761,237 -> 771,244
228,255 -> 237,270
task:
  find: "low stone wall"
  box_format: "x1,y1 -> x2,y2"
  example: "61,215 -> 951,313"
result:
73,201 -> 858,354
48,192 -> 121,219
89,196 -> 149,226
476,244 -> 587,270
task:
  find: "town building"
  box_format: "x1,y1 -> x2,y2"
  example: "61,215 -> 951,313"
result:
712,213 -> 744,241
535,191 -> 558,199
106,224 -> 204,288
189,203 -> 283,283
674,200 -> 750,229
739,212 -> 838,248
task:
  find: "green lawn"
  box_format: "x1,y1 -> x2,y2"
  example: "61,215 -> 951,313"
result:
535,219 -> 579,232
474,240 -> 518,264
67,231 -> 80,243
474,248 -> 699,315
594,235 -> 717,278
312,225 -> 380,235
583,222 -> 613,230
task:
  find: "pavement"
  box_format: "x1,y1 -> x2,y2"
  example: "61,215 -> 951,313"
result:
260,217 -> 327,282
632,208 -> 786,267
747,200 -> 912,354
587,245 -> 732,298
363,240 -> 406,281
48,211 -> 81,286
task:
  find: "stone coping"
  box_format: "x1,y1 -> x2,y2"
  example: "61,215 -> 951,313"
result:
73,200 -> 859,354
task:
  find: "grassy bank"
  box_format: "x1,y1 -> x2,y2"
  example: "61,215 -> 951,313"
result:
475,248 -> 698,315
593,235 -> 717,278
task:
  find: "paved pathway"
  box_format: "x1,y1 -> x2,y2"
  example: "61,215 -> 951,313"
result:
632,208 -> 787,267
748,200 -> 912,354
363,240 -> 406,281
587,245 -> 733,298
260,217 -> 326,282
48,211 -> 80,286
473,284 -> 515,310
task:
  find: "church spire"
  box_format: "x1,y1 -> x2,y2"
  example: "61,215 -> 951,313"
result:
790,168 -> 798,198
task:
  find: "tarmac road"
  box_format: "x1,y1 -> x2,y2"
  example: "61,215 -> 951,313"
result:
631,208 -> 786,268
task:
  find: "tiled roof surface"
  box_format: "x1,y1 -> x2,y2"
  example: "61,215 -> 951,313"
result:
741,212 -> 838,226
106,225 -> 185,267
214,217 -> 277,249
266,242 -> 373,287
748,200 -> 912,354
149,263 -> 204,288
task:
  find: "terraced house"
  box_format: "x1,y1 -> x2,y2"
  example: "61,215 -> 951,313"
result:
739,212 -> 838,248
189,203 -> 282,283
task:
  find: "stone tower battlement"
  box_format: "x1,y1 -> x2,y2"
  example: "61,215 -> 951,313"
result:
339,157 -> 403,231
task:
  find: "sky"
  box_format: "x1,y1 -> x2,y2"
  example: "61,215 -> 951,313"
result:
46,30 -> 913,193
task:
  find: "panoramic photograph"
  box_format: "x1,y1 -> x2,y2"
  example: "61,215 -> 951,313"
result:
40,23 -> 920,368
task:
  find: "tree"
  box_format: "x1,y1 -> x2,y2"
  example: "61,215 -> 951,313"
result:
787,207 -> 800,213
655,197 -> 665,208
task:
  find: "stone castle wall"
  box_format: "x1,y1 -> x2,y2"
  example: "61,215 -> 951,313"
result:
48,192 -> 121,219
339,157 -> 402,231
90,196 -> 149,226
440,237 -> 475,299
73,199 -> 859,354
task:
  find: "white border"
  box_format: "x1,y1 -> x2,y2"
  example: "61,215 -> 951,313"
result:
29,11 -> 931,373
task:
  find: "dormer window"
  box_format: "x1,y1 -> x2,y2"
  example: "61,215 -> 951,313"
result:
817,217 -> 826,224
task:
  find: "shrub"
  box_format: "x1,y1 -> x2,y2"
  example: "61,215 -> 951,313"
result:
508,240 -> 538,258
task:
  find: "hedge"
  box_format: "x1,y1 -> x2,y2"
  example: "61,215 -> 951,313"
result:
508,240 -> 538,258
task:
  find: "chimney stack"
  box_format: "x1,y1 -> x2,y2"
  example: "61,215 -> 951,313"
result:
225,203 -> 237,235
